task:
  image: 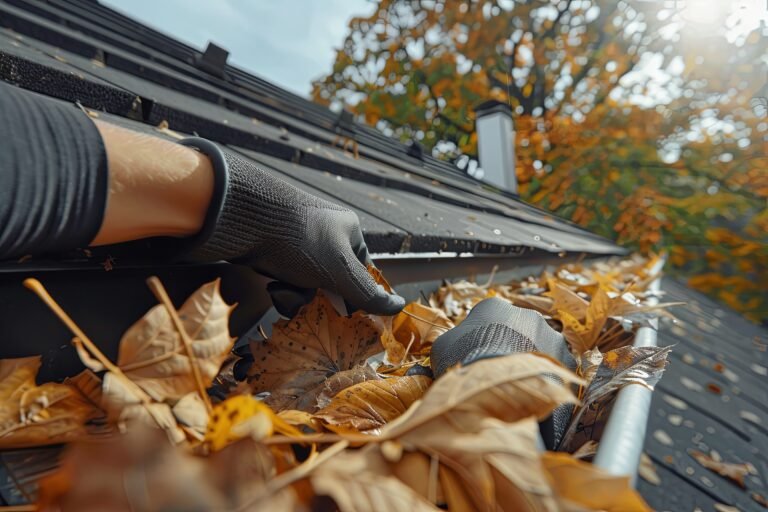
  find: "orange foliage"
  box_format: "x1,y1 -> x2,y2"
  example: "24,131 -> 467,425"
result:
314,0 -> 767,322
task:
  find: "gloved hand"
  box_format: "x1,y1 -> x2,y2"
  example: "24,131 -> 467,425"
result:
430,297 -> 576,449
178,138 -> 405,317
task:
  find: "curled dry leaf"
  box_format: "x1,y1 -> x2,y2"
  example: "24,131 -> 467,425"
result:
429,279 -> 490,322
311,445 -> 439,512
546,279 -> 590,321
638,452 -> 661,486
266,364 -> 381,413
205,395 -> 302,451
116,279 -> 235,402
439,417 -> 560,511
314,375 -> 432,435
277,409 -> 318,431
172,392 -> 209,439
366,354 -> 582,512
542,452 -> 652,512
101,372 -> 185,444
383,353 -> 583,439
560,346 -> 671,451
690,449 -> 753,488
572,440 -> 599,460
751,492 -> 768,508
248,291 -> 383,410
0,357 -> 105,448
385,302 -> 454,363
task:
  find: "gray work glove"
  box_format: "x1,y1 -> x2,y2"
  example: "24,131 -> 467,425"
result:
430,297 -> 576,449
178,138 -> 405,317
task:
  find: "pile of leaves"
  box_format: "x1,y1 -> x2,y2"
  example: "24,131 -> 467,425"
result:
2,255 -> 676,511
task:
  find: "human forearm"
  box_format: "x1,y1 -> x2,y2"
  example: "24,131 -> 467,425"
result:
90,120 -> 213,246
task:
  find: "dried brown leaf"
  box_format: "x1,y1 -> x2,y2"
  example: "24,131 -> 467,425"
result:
542,452 -> 652,511
311,446 -> 439,512
248,291 -> 383,408
101,372 -> 185,444
314,375 -> 431,435
389,302 -> 454,359
546,279 -> 590,320
266,365 -> 380,413
172,392 -> 209,438
117,279 -> 235,402
638,452 -> 661,486
0,357 -> 105,448
571,440 -> 599,460
690,449 -> 752,488
383,353 -> 582,439
560,346 -> 670,451
751,492 -> 768,508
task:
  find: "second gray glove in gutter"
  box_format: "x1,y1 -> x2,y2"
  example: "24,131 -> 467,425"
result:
179,138 -> 405,317
430,297 -> 577,450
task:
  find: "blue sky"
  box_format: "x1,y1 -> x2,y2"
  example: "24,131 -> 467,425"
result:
101,0 -> 374,97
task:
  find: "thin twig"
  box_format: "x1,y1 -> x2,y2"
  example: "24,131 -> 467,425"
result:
238,440 -> 350,511
23,279 -> 152,406
480,265 -> 499,289
146,277 -> 213,414
428,453 -> 439,504
23,278 -> 173,434
263,432 -> 371,445
399,310 -> 451,331
396,333 -> 416,367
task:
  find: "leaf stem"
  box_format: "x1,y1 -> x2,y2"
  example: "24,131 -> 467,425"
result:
399,310 -> 452,331
23,278 -> 174,435
263,432 -> 371,445
23,279 -> 152,406
146,277 -> 213,414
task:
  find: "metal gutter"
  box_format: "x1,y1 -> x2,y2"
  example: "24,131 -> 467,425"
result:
592,257 -> 666,485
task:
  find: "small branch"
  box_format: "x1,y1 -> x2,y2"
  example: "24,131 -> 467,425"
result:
146,277 -> 213,414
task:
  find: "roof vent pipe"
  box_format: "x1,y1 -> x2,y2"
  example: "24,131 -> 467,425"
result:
473,100 -> 517,194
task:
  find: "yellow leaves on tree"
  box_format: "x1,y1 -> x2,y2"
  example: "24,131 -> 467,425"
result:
0,357 -> 104,449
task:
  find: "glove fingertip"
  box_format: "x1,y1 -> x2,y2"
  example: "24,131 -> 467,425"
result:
361,284 -> 406,316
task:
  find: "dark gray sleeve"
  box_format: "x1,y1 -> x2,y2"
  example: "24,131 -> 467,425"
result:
0,81 -> 108,260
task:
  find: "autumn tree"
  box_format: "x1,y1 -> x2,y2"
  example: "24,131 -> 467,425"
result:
313,0 -> 768,322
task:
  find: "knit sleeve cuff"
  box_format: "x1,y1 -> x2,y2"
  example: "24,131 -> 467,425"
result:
175,137 -> 229,260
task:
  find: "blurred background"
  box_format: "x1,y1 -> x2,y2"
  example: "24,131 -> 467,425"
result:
105,0 -> 767,323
